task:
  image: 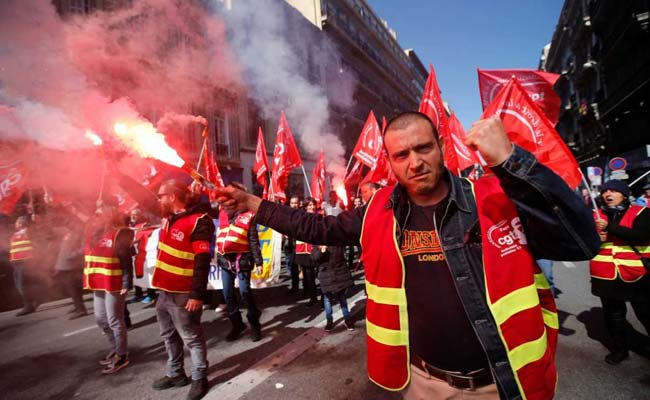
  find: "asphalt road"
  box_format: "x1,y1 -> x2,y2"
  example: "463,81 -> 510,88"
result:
0,262 -> 649,399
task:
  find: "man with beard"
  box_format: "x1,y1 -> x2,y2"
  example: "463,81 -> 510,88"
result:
151,179 -> 214,400
214,112 -> 600,399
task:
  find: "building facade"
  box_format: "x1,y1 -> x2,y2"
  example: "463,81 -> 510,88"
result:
543,0 -> 649,187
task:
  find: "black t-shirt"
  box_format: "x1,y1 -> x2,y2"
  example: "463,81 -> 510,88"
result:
402,200 -> 489,373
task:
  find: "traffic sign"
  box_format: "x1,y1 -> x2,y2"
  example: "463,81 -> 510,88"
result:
609,157 -> 627,171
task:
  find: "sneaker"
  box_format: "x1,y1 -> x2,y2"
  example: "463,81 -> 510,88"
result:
186,378 -> 208,400
214,304 -> 227,314
101,354 -> 129,374
152,374 -> 190,390
324,320 -> 333,332
225,321 -> 247,342
344,319 -> 354,331
69,309 -> 88,320
99,351 -> 117,366
251,323 -> 262,342
141,296 -> 154,304
605,350 -> 629,365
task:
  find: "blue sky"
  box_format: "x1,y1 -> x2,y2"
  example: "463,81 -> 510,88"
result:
367,0 -> 564,128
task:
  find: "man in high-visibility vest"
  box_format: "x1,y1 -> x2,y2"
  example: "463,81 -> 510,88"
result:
152,179 -> 214,400
9,215 -> 38,316
84,197 -> 134,374
215,112 -> 601,400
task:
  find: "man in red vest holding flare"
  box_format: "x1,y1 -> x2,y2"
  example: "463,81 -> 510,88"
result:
215,112 -> 601,400
152,179 -> 214,400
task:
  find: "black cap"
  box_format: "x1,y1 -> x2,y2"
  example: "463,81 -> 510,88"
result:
600,180 -> 630,198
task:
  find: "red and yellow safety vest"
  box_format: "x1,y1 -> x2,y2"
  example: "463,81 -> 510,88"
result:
360,177 -> 558,399
9,230 -> 33,261
590,205 -> 650,282
152,213 -> 204,293
216,210 -> 253,255
83,229 -> 123,292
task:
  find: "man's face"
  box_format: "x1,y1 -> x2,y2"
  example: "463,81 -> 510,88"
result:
289,197 -> 299,209
602,189 -> 625,207
384,119 -> 444,200
306,201 -> 316,213
158,185 -> 175,216
645,188 -> 650,196
360,185 -> 376,203
353,197 -> 362,207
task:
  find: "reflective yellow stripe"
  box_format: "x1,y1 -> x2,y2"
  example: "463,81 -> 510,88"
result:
84,255 -> 119,264
366,281 -> 407,306
508,330 -> 548,371
155,259 -> 194,276
490,283 -> 539,325
534,273 -> 550,290
158,242 -> 194,260
12,240 -> 32,246
600,242 -> 613,249
593,254 -> 613,262
615,259 -> 646,268
542,308 -> 559,329
229,226 -> 247,236
366,319 -> 409,346
10,246 -> 33,254
228,237 -> 248,244
83,267 -> 122,276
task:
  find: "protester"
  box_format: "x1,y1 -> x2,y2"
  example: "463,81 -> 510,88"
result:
129,209 -> 157,305
151,179 -> 214,400
284,195 -> 300,294
312,245 -> 354,332
216,193 -> 264,342
9,215 -> 39,316
359,181 -> 380,204
536,259 -> 555,297
83,198 -> 134,374
216,112 -> 600,399
635,183 -> 650,206
53,214 -> 87,320
323,190 -> 342,216
294,197 -> 319,307
591,179 -> 650,365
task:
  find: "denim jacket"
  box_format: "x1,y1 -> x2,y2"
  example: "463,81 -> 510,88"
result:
256,145 -> 601,398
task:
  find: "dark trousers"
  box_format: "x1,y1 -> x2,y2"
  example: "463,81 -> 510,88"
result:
12,260 -> 37,308
301,264 -> 318,303
601,296 -> 650,352
285,251 -> 299,291
57,270 -> 85,311
221,268 -> 260,326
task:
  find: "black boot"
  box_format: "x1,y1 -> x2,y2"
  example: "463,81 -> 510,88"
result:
226,319 -> 246,342
604,311 -> 629,365
605,350 -> 629,365
250,321 -> 262,342
186,378 -> 208,400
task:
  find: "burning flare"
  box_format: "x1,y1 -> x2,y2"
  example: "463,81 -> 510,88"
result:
335,184 -> 348,208
112,120 -> 185,167
85,130 -> 103,146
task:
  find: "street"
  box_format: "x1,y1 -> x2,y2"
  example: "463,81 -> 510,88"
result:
1,262 -> 649,400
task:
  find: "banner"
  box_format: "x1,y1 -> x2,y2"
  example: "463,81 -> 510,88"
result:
352,110 -> 382,169
0,159 -> 29,214
132,224 -> 282,290
478,68 -> 561,125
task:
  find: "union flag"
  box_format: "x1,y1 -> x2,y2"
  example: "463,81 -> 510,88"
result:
269,111 -> 302,202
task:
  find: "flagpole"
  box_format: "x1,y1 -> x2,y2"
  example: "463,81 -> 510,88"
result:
579,168 -> 601,219
345,154 -> 354,174
98,159 -> 107,203
196,135 -> 208,171
630,169 -> 650,187
300,165 -> 312,197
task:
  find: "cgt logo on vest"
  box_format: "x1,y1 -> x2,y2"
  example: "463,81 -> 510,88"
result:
170,229 -> 185,241
98,238 -> 113,248
486,217 -> 527,257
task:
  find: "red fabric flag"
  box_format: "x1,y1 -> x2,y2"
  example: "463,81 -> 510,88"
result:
311,151 -> 326,203
270,111 -> 302,202
381,116 -> 387,133
362,147 -> 396,187
419,64 -> 449,137
482,77 -> 581,189
445,113 -> 482,174
478,68 -> 561,125
0,159 -> 29,214
344,160 -> 364,187
352,111 -> 383,169
253,127 -> 270,199
202,146 -> 224,188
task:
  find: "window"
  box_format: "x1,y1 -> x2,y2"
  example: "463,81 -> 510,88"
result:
214,111 -> 232,159
69,0 -> 89,13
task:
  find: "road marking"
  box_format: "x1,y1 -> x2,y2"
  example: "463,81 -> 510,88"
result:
62,308 -> 156,337
206,290 -> 367,400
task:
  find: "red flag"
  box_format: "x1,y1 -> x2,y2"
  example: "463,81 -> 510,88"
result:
311,151 -> 326,203
362,148 -> 396,187
445,113 -> 482,174
419,64 -> 449,136
482,77 -> 581,189
202,146 -> 224,188
381,116 -> 387,133
352,111 -> 382,169
253,127 -> 270,199
478,68 -> 561,125
270,111 -> 302,202
344,160 -> 364,187
0,159 -> 29,214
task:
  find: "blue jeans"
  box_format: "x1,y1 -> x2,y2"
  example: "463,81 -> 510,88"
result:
285,251 -> 299,291
156,291 -> 208,380
323,290 -> 350,322
536,259 -> 554,292
221,268 -> 260,326
93,291 -> 128,356
12,260 -> 36,307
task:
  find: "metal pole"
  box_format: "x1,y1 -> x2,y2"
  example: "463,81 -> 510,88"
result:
579,168 -> 601,219
300,165 -> 312,197
629,169 -> 650,187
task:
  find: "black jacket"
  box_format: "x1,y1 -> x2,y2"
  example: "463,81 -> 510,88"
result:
312,246 -> 354,295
